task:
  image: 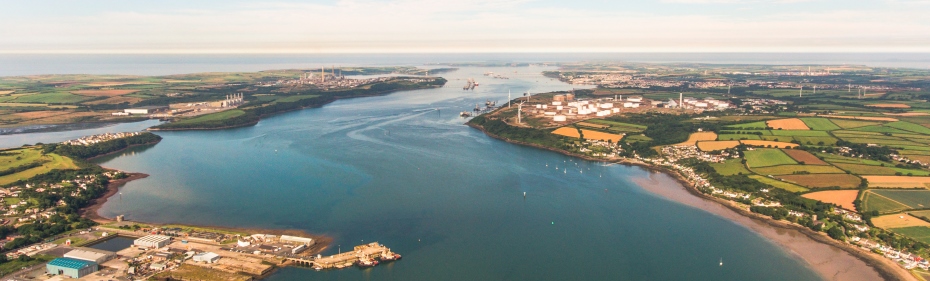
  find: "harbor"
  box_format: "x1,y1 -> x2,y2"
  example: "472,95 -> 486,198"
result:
289,242 -> 401,270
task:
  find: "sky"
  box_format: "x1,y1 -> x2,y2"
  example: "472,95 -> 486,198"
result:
1,0 -> 929,53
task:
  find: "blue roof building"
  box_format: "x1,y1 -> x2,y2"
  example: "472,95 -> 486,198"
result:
46,257 -> 98,278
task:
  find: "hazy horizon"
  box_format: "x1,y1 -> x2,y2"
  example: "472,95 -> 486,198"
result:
3,0 -> 929,54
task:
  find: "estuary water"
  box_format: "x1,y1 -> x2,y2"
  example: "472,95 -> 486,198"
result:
81,66 -> 825,280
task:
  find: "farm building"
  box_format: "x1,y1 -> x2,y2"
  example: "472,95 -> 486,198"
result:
124,105 -> 169,115
46,257 -> 98,278
63,248 -> 116,264
192,252 -> 221,263
134,235 -> 172,249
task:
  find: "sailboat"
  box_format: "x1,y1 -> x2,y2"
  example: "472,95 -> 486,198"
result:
719,258 -> 723,266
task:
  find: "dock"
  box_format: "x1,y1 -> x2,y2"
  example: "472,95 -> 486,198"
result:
288,242 -> 400,270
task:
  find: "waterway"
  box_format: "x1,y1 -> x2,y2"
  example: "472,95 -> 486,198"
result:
64,66 -> 831,280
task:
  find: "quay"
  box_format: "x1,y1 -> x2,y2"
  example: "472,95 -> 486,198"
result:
288,242 -> 401,270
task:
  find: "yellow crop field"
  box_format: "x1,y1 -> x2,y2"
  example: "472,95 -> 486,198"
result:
551,127 -> 623,142
739,140 -> 799,148
766,118 -> 810,130
872,214 -> 930,229
802,190 -> 860,211
863,176 -> 930,188
676,132 -> 718,146
696,141 -> 740,151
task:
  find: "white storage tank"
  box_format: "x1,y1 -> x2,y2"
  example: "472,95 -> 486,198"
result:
556,106 -> 563,110
544,112 -> 556,116
552,101 -> 562,106
553,115 -> 567,122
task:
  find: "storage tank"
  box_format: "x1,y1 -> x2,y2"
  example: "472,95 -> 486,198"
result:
553,115 -> 567,122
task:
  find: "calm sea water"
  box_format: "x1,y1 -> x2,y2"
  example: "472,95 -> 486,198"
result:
78,66 -> 823,280
1,53 -> 929,76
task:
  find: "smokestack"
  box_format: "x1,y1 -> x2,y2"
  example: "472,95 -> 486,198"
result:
679,93 -> 683,109
321,67 -> 325,83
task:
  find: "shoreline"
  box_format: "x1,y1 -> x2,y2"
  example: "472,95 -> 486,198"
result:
468,122 -> 916,281
80,170 -> 333,256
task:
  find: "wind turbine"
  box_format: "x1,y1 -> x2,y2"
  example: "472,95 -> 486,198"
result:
517,101 -> 526,124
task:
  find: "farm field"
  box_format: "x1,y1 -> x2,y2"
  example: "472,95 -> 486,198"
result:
697,140 -> 740,151
0,92 -> 95,104
867,103 -> 911,108
781,149 -> 827,165
710,159 -> 751,176
777,174 -> 862,188
791,136 -> 838,146
886,121 -> 930,135
676,132 -> 717,146
622,134 -> 652,143
716,134 -> 761,140
739,140 -> 798,148
833,163 -> 898,175
862,176 -> 930,188
551,127 -> 624,142
889,227 -> 930,244
751,165 -> 845,175
769,130 -> 831,137
802,190 -> 859,210
766,118 -> 810,130
750,175 -> 809,192
744,149 -> 797,167
725,121 -> 768,129
71,89 -> 139,96
576,122 -> 609,129
861,191 -> 911,214
170,109 -> 247,126
0,150 -> 79,185
586,119 -> 646,133
829,119 -> 880,129
799,117 -> 841,131
872,214 -> 930,229
826,116 -> 899,122
870,189 -> 930,209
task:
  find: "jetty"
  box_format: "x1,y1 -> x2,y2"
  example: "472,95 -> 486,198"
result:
288,242 -> 401,270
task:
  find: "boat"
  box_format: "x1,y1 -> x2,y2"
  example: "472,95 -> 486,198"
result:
380,253 -> 402,261
357,257 -> 379,268
460,111 -> 471,117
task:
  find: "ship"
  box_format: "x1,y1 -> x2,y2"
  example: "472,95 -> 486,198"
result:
357,257 -> 379,268
460,111 -> 471,117
380,252 -> 402,261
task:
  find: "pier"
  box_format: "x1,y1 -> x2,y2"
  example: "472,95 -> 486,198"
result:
288,242 -> 400,270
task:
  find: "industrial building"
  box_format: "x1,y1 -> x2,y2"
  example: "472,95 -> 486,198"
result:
280,235 -> 315,245
192,252 -> 221,263
46,257 -> 98,278
63,248 -> 116,264
124,105 -> 169,115
134,235 -> 172,249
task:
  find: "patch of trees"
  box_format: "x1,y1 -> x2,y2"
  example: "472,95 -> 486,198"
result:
834,140 -> 896,161
468,116 -> 570,149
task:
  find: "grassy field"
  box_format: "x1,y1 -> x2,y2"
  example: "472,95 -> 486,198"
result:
171,109 -> 246,126
886,121 -> 930,135
769,130 -> 831,137
833,163 -> 899,175
862,191 -> 911,214
802,189 -> 859,210
0,149 -> 80,185
710,159 -> 751,176
271,94 -> 320,104
750,175 -> 810,192
744,149 -> 797,167
829,119 -> 881,129
0,92 -> 95,104
871,189 -> 930,209
622,134 -> 652,143
791,136 -> 838,145
777,174 -> 862,189
153,264 -> 252,281
725,121 -> 768,129
676,132 -> 717,146
851,125 -> 913,134
781,149 -> 827,165
751,165 -> 845,175
717,134 -> 762,140
889,226 -> 930,244
799,117 -> 841,131
0,254 -> 54,276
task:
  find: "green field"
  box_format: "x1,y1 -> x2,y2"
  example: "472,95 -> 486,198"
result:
890,167 -> 930,176
725,121 -> 768,129
717,134 -> 761,140
0,148 -> 80,185
871,189 -> 930,209
271,94 -> 320,104
889,226 -> 930,244
833,163 -> 898,175
799,117 -> 841,131
861,190 -> 911,214
828,119 -> 881,129
622,134 -> 652,143
749,175 -> 810,192
751,165 -> 845,175
588,119 -> 646,132
886,121 -> 930,135
744,149 -> 797,168
792,136 -> 838,145
710,159 -> 751,176
0,92 -> 95,104
851,125 -> 913,134
171,109 -> 246,126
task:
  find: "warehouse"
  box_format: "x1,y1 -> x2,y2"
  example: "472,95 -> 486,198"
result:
280,235 -> 315,246
134,235 -> 172,249
46,257 -> 98,278
124,105 -> 169,115
64,248 -> 116,264
192,252 -> 221,263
